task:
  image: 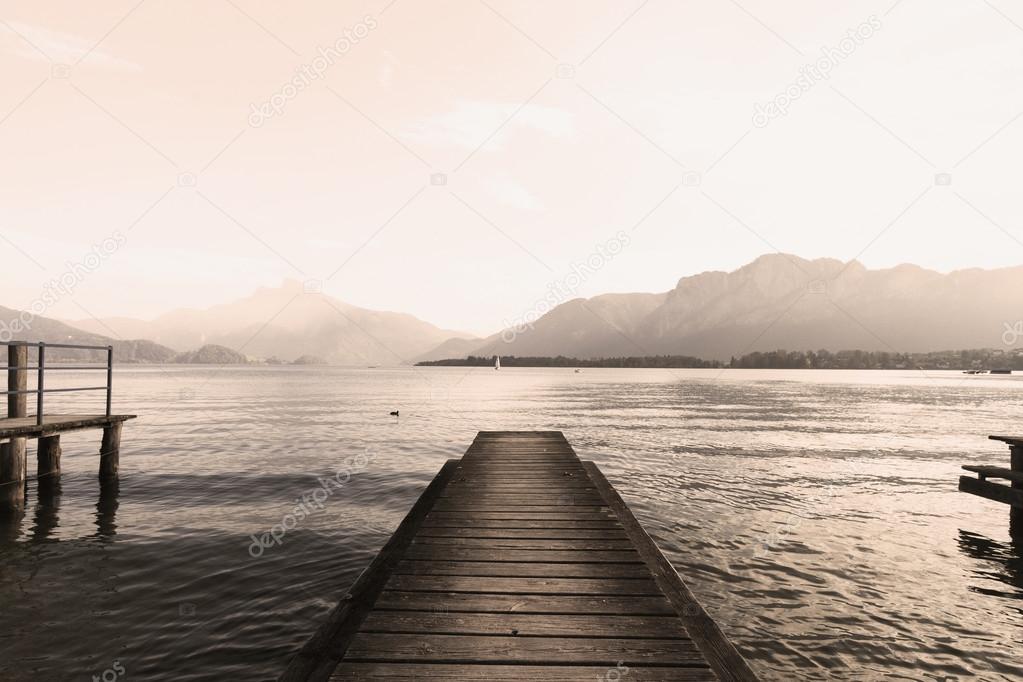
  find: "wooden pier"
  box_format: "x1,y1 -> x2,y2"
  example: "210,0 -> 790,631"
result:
960,435 -> 1023,537
1,341 -> 134,512
281,431 -> 757,681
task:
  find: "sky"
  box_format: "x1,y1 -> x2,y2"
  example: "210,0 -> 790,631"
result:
1,0 -> 1022,335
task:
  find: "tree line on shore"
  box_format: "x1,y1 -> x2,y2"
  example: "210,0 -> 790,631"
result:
417,348 -> 1023,370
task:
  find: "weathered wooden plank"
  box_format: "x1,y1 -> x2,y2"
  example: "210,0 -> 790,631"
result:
0,414 -> 136,440
420,518 -> 623,530
446,461 -> 573,472
462,459 -> 578,463
436,495 -> 606,503
461,458 -> 580,462
412,537 -> 635,551
465,448 -> 576,451
455,463 -> 585,469
403,546 -> 642,563
442,492 -> 598,498
463,451 -> 578,456
464,450 -> 578,454
451,474 -> 587,479
426,511 -> 618,521
437,494 -> 605,502
359,611 -> 690,638
989,434 -> 1023,447
330,663 -> 716,681
461,458 -> 579,462
461,463 -> 577,466
962,464 -> 1023,484
452,473 -> 587,478
415,527 -> 629,539
394,560 -> 650,578
344,633 -> 705,666
374,591 -> 676,615
454,466 -> 585,470
451,480 -> 587,485
445,480 -> 594,486
432,503 -> 610,512
959,475 -> 1023,508
385,575 -> 661,596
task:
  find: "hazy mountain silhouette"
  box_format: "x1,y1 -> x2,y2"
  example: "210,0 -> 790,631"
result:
67,280 -> 474,365
0,305 -> 176,362
418,255 -> 1023,362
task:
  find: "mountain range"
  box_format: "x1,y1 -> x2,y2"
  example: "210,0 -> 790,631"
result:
65,279 -> 473,365
417,254 -> 1023,362
3,255 -> 1019,364
0,305 -> 177,362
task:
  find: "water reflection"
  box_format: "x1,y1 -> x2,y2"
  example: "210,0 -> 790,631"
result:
96,477 -> 120,538
957,530 -> 1023,601
31,476 -> 61,541
0,504 -> 25,543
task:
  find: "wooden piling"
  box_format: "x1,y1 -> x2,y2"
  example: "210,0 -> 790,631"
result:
1011,445 -> 1022,538
8,345 -> 27,417
0,438 -> 27,512
1,345 -> 28,511
99,422 -> 122,479
37,434 -> 61,478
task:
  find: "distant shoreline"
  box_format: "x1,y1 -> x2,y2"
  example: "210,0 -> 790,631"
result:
417,349 -> 1023,371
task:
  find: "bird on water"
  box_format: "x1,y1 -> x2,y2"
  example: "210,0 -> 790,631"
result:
389,410 -> 399,416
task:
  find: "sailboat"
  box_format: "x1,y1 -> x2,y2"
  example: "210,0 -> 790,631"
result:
494,356 -> 501,370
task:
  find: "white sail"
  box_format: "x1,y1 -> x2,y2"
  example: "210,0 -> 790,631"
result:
495,356 -> 501,370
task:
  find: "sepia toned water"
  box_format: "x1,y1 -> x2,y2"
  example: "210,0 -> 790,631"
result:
1,366 -> 1022,681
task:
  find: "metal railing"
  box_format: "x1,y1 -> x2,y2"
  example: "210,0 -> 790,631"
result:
2,340 -> 113,425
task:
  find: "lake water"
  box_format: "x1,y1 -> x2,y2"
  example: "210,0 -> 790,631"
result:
1,366 -> 1021,680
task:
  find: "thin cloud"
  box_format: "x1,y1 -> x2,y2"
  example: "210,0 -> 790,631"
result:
3,21 -> 143,71
405,99 -> 575,150
482,176 -> 544,211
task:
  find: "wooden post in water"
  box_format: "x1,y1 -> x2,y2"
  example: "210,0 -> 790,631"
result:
99,422 -> 122,479
7,345 -> 27,417
1,345 -> 28,511
1011,445 -> 1023,538
38,435 -> 61,479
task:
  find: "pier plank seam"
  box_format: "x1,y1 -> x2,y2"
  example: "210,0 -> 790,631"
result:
280,431 -> 758,682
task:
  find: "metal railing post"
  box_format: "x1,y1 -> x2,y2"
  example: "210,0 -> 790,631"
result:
106,346 -> 113,417
37,342 -> 45,426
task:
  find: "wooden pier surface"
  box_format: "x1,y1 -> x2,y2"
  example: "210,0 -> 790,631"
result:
281,431 -> 758,681
0,414 -> 135,440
